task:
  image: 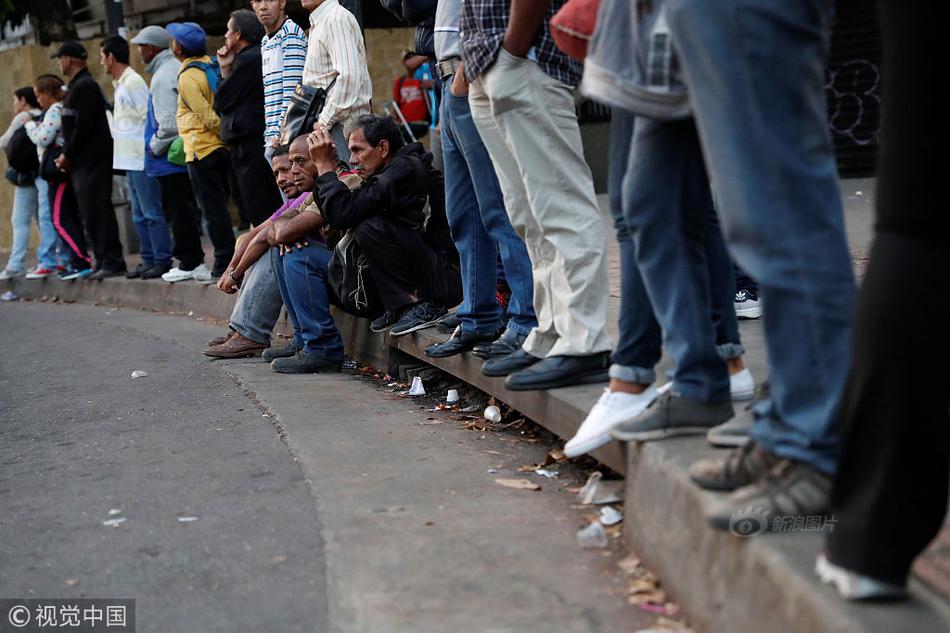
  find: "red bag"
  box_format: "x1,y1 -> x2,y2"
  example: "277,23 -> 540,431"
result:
551,0 -> 601,61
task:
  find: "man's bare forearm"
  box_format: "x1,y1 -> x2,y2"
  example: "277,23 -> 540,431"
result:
504,0 -> 550,58
273,213 -> 325,245
228,220 -> 271,270
233,230 -> 272,278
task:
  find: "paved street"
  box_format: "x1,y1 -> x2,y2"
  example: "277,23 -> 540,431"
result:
0,301 -> 653,633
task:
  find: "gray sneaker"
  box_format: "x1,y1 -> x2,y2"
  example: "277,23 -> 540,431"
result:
706,458 -> 833,533
689,441 -> 782,491
609,391 -> 734,442
706,412 -> 753,447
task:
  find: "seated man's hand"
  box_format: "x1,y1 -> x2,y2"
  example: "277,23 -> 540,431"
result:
307,124 -> 338,174
279,241 -> 309,256
217,268 -> 241,294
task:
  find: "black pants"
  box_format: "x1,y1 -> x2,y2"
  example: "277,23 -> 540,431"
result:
186,148 -> 236,276
158,172 -> 205,271
230,139 -> 283,226
70,162 -> 125,271
48,178 -> 90,270
354,215 -> 462,313
826,1 -> 948,585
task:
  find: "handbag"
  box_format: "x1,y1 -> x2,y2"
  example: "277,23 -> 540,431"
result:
278,79 -> 336,146
39,145 -> 66,183
327,231 -> 384,319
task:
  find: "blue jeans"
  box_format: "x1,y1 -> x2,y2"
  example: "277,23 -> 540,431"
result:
127,170 -> 172,267
273,244 -> 344,360
230,253 -> 284,345
610,110 -> 743,386
621,116 -> 731,403
439,90 -> 537,336
34,177 -> 62,270
667,0 -> 856,474
5,183 -> 39,272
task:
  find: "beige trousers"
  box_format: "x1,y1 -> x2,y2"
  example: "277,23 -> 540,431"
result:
469,49 -> 612,357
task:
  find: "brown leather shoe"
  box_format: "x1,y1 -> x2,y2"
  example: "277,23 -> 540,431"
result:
207,331 -> 234,347
203,334 -> 267,359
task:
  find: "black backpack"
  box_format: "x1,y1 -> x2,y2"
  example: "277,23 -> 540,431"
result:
5,121 -> 40,175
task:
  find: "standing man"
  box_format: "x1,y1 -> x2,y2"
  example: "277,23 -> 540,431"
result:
301,0 -> 372,163
165,22 -> 236,282
423,0 -> 538,360
52,41 -> 127,279
214,9 -> 284,226
131,25 -> 207,281
460,0 -> 613,390
100,35 -> 173,280
253,0 -> 307,158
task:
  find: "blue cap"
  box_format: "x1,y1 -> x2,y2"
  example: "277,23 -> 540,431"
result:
166,22 -> 206,51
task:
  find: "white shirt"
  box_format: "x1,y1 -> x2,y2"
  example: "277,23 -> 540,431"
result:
302,0 -> 372,130
112,66 -> 149,171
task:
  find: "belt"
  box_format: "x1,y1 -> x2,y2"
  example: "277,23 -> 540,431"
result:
435,57 -> 462,81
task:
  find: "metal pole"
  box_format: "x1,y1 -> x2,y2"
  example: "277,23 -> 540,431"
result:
106,0 -> 126,37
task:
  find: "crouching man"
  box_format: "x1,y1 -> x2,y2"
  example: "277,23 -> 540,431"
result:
308,115 -> 462,337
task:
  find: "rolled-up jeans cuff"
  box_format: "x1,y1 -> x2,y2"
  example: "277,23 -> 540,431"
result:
505,320 -> 535,337
717,343 -> 745,360
609,364 -> 656,385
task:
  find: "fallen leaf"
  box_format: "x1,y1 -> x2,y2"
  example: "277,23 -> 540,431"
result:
494,478 -> 541,491
617,556 -> 642,575
627,589 -> 667,605
546,448 -> 567,464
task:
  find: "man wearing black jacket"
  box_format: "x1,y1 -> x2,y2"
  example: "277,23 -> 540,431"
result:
308,114 -> 462,337
53,41 -> 127,279
215,9 -> 283,225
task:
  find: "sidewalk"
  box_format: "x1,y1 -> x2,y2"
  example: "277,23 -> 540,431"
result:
4,178 -> 949,632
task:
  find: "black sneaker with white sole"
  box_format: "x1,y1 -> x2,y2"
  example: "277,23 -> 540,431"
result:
389,302 -> 447,337
609,391 -> 734,442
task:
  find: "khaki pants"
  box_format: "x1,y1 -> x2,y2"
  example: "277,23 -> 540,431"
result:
469,49 -> 612,357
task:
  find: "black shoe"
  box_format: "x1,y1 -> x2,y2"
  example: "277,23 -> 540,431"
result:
472,328 -> 528,359
88,267 -> 127,281
271,351 -> 343,374
425,326 -> 504,358
504,352 -> 610,391
435,311 -> 460,334
390,302 -> 448,337
482,348 -> 540,377
262,340 -> 299,362
126,263 -> 147,279
141,262 -> 171,279
370,311 -> 399,333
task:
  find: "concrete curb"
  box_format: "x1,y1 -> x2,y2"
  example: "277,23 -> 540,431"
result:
5,274 -> 948,633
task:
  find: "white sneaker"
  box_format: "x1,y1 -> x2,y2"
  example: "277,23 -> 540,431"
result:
730,368 -> 755,401
0,269 -> 24,280
564,385 -> 659,458
815,552 -> 907,601
162,263 -> 208,283
192,264 -> 213,283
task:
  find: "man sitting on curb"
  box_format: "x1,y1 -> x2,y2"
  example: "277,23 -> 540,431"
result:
251,134 -> 363,374
309,114 -> 462,337
203,145 -> 308,359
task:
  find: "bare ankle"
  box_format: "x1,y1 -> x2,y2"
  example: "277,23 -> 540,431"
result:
610,378 -> 649,395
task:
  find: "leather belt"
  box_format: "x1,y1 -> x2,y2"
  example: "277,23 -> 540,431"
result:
435,57 -> 462,81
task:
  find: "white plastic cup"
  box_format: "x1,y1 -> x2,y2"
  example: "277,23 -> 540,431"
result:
446,389 -> 460,404
408,376 -> 426,396
484,405 -> 502,423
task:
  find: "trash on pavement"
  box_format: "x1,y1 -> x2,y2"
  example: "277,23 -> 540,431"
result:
64,579 -> 79,586
494,478 -> 541,491
534,468 -> 559,479
102,518 -> 126,528
1,291 -> 17,302
617,555 -> 641,575
576,520 -> 608,549
483,405 -> 502,423
546,448 -> 567,464
342,359 -> 358,370
177,516 -> 198,523
108,509 -> 122,515
600,506 -> 623,525
576,471 -> 624,505
130,370 -> 149,379
446,388 -> 460,404
408,376 -> 426,396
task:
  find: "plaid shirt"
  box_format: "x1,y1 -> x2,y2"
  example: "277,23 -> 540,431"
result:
459,0 -> 582,86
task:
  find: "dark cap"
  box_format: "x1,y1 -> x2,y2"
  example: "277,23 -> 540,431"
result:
50,40 -> 88,60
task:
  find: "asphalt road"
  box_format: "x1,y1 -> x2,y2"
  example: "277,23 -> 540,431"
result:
0,301 -> 655,633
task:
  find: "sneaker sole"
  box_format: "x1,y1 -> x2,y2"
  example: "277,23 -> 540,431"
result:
390,317 -> 444,337
735,307 -> 762,319
705,431 -> 753,449
611,424 -> 715,442
689,473 -> 744,491
563,432 -> 612,458
731,386 -> 755,401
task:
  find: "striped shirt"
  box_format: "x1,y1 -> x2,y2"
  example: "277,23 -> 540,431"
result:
261,17 -> 307,146
302,0 -> 372,131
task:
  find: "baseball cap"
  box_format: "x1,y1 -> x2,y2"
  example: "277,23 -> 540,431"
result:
131,25 -> 171,49
50,41 -> 88,60
166,22 -> 206,51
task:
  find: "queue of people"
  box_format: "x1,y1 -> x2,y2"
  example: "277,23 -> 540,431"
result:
1,0 -> 940,605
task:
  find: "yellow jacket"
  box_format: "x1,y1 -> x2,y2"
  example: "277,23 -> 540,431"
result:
175,56 -> 224,162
